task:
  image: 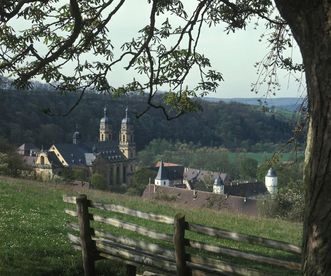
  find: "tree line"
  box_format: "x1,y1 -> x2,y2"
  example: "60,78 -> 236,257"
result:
0,89 -> 304,151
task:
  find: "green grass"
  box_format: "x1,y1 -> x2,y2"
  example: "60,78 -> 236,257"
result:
0,176 -> 303,275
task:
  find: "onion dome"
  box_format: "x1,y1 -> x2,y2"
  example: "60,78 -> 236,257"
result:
100,107 -> 111,124
121,106 -> 131,124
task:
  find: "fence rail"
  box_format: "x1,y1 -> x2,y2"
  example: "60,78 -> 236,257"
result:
63,194 -> 302,275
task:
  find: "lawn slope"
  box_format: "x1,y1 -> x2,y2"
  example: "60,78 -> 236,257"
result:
0,177 -> 302,275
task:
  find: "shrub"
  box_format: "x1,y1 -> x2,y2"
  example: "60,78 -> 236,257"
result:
91,173 -> 108,190
259,186 -> 304,221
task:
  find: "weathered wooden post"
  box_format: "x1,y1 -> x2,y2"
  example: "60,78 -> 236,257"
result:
126,264 -> 137,276
76,194 -> 95,276
174,213 -> 188,276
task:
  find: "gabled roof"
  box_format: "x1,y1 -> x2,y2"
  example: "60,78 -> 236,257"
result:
184,168 -> 228,183
47,151 -> 63,168
17,143 -> 39,150
155,161 -> 184,181
52,144 -> 87,166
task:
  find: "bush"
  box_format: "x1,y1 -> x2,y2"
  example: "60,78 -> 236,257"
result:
0,138 -> 26,177
127,168 -> 156,196
259,186 -> 304,221
91,173 -> 108,190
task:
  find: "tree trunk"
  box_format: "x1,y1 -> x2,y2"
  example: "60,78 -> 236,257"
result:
275,1 -> 331,274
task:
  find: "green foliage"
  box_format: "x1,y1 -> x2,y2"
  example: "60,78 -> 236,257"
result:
239,157 -> 258,180
259,185 -> 304,222
127,168 -> 156,196
0,177 -> 128,275
0,177 -> 302,275
90,173 -> 107,190
138,139 -> 302,182
0,137 -> 25,176
0,90 -> 302,151
72,168 -> 89,181
257,157 -> 304,187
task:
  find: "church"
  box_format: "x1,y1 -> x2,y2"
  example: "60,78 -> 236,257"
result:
34,107 -> 136,186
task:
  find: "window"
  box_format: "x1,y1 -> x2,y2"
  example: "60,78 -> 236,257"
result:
40,156 -> 45,165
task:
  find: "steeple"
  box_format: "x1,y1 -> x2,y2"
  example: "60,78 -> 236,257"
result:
73,124 -> 81,144
154,161 -> 169,186
119,106 -> 135,159
99,106 -> 112,142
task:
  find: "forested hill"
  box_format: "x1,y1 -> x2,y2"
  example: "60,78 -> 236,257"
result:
0,89 -> 301,150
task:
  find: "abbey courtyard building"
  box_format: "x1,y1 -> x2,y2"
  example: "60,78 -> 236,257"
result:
34,107 -> 136,186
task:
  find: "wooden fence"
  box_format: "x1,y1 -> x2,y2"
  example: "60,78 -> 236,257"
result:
63,194 -> 302,276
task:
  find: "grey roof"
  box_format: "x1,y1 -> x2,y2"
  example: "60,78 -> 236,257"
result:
53,144 -> 87,166
266,168 -> 277,177
84,153 -> 96,166
17,143 -> 39,151
184,168 -> 228,183
52,141 -> 127,167
155,161 -> 184,181
47,151 -> 63,168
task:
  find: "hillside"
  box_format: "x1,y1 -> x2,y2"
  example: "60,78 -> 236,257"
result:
0,89 -> 303,150
0,177 -> 302,275
206,97 -> 305,112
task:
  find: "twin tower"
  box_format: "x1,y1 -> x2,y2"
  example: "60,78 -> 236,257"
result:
99,106 -> 136,159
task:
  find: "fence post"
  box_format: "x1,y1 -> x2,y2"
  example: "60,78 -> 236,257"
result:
174,213 -> 188,276
126,264 -> 137,276
76,194 -> 95,276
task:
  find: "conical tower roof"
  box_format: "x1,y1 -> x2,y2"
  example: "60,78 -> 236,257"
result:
155,161 -> 169,180
214,175 -> 224,186
100,106 -> 111,123
266,167 -> 277,177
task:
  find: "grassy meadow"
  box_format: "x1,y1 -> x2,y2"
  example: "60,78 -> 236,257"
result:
0,176 -> 303,275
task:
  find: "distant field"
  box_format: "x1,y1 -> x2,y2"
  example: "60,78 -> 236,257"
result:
0,177 -> 303,275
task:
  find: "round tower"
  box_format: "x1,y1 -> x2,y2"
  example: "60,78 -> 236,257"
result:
99,107 -> 112,142
265,167 -> 278,195
119,107 -> 136,159
72,125 -> 81,144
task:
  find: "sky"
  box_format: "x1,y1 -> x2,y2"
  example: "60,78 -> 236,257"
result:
102,0 -> 306,99
10,0 -> 306,99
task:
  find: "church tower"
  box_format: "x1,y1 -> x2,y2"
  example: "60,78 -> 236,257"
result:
119,107 -> 135,159
99,107 -> 112,142
72,125 -> 81,145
